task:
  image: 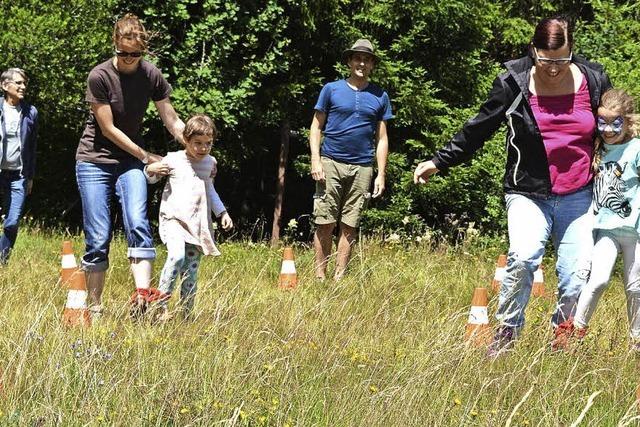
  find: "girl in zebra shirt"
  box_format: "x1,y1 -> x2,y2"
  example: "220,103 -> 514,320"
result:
553,89 -> 640,351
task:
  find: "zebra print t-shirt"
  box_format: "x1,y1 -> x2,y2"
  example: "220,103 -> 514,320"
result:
593,138 -> 640,234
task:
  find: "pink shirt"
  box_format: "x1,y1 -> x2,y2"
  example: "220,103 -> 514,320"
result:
529,76 -> 595,195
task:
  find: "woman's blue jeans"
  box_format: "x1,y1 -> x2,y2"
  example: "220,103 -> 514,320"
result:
0,170 -> 27,263
496,185 -> 593,330
76,160 -> 156,272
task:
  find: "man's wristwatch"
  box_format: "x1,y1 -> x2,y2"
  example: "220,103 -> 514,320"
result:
141,152 -> 150,165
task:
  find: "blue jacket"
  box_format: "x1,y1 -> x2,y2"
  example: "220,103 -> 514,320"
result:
0,98 -> 38,179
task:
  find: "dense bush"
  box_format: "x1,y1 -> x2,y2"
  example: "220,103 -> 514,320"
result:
2,0 -> 639,239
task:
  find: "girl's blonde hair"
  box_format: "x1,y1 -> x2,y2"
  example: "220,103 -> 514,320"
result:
113,13 -> 150,52
183,114 -> 218,142
592,88 -> 640,170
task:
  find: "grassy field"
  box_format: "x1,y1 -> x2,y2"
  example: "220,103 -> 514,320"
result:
1,228 -> 639,426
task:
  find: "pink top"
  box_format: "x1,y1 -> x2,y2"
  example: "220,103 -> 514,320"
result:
529,76 -> 595,195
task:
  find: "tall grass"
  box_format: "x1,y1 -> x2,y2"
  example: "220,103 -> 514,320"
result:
0,229 -> 639,425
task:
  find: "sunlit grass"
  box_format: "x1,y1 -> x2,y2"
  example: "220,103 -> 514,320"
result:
0,229 -> 639,425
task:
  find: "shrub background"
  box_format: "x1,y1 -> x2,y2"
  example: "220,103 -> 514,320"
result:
2,0 -> 639,239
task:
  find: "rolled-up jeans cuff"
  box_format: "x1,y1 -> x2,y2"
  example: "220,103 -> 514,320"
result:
128,247 -> 156,260
81,259 -> 109,272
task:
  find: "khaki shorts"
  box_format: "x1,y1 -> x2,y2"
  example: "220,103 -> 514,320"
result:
313,157 -> 373,228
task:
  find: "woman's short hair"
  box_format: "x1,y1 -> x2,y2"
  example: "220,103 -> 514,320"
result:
1,68 -> 27,86
112,13 -> 150,51
531,16 -> 573,51
183,114 -> 218,141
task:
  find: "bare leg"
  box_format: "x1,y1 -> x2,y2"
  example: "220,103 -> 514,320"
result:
334,223 -> 357,281
314,223 -> 335,279
130,258 -> 153,290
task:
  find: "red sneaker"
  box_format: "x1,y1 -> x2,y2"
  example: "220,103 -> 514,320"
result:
551,320 -> 574,352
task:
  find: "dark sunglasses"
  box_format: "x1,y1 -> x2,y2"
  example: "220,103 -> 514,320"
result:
115,50 -> 144,58
597,115 -> 624,134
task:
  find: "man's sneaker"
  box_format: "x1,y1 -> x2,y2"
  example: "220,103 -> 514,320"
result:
630,341 -> 640,353
486,326 -> 516,359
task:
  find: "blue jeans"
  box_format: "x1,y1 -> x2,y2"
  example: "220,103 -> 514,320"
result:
496,185 -> 593,329
76,160 -> 156,272
0,170 -> 27,263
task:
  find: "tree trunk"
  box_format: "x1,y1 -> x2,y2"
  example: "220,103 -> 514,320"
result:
270,118 -> 290,247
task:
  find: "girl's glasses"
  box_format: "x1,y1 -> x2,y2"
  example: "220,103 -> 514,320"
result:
597,115 -> 624,134
115,50 -> 144,58
534,48 -> 572,66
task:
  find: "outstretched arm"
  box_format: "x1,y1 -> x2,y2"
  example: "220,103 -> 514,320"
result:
155,98 -> 186,146
91,102 -> 159,162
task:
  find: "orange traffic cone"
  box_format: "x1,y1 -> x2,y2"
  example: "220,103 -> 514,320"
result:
464,287 -> 492,346
279,247 -> 297,290
532,265 -> 546,297
60,240 -> 78,286
491,254 -> 507,292
62,267 -> 91,328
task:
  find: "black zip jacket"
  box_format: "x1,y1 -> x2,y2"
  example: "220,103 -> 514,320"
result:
431,55 -> 612,198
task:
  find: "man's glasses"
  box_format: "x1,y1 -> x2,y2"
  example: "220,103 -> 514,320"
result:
9,80 -> 27,87
115,50 -> 144,58
597,115 -> 624,134
534,48 -> 572,66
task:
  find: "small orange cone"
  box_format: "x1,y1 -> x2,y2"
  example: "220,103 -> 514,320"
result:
491,254 -> 507,292
464,287 -> 492,346
60,240 -> 78,286
532,265 -> 546,297
62,267 -> 91,328
279,247 -> 297,290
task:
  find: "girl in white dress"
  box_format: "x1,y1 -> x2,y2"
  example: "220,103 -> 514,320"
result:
146,114 -> 232,319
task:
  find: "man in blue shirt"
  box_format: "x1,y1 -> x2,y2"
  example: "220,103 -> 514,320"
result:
310,39 -> 393,280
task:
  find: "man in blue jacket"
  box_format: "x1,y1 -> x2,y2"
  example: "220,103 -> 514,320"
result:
310,39 -> 393,280
0,68 -> 38,264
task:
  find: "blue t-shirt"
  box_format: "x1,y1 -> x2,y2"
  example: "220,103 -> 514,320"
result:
314,79 -> 393,165
592,137 -> 640,235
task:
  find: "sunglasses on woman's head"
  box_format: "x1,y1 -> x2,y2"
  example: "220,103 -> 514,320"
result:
115,50 -> 144,58
597,115 -> 624,134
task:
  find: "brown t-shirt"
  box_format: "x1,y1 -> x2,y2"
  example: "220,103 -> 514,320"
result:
76,58 -> 172,164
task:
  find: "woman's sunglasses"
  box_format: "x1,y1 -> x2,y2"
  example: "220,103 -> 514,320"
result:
115,50 -> 144,58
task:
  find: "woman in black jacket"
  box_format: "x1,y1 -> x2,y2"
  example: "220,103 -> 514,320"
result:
413,16 -> 611,357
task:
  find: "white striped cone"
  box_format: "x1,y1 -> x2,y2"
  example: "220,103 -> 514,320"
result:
491,254 -> 507,292
62,267 -> 91,328
464,288 -> 491,346
60,241 -> 78,286
279,247 -> 297,289
532,266 -> 546,297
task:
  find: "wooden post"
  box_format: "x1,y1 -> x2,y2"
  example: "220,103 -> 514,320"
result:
271,119 -> 290,247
